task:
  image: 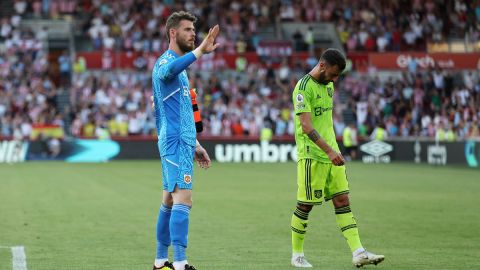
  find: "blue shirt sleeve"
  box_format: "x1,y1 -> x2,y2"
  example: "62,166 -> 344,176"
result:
158,52 -> 197,81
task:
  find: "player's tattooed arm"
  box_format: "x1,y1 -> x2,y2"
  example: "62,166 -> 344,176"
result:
307,130 -> 320,142
299,112 -> 345,166
307,129 -> 345,166
299,113 -> 321,143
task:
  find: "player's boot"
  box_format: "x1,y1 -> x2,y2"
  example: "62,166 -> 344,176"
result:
153,261 -> 175,270
291,254 -> 313,268
352,250 -> 385,268
184,264 -> 197,270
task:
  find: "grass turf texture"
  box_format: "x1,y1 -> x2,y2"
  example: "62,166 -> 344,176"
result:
1,161 -> 479,269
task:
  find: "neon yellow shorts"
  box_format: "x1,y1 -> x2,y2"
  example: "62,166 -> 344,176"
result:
296,158 -> 349,205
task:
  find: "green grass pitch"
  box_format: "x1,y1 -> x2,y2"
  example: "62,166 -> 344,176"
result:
1,161 -> 479,269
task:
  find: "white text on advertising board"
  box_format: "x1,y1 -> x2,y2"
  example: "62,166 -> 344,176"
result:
215,141 -> 297,163
360,140 -> 393,163
0,141 -> 28,163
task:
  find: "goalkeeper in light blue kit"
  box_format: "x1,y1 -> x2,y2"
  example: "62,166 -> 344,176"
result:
151,11 -> 220,270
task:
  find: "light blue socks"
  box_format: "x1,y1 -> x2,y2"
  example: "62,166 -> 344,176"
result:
156,204 -> 172,259
170,204 -> 191,262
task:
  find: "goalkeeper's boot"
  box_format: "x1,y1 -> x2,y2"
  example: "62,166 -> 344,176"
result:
153,261 -> 175,270
352,250 -> 385,268
291,253 -> 313,268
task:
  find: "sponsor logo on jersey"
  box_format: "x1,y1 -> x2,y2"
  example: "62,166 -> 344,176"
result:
314,106 -> 333,116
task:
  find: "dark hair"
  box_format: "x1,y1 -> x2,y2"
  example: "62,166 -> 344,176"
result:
320,48 -> 346,71
165,11 -> 197,42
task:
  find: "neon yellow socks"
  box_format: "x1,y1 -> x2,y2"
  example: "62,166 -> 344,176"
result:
335,206 -> 363,252
291,207 -> 309,253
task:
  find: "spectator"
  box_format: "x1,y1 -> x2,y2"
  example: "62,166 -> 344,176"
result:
343,122 -> 358,161
370,124 -> 388,141
58,50 -> 71,86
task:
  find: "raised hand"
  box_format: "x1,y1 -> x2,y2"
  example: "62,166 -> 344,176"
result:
198,24 -> 220,54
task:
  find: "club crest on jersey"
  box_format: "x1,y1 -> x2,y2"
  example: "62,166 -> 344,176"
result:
327,86 -> 333,97
184,174 -> 192,184
314,190 -> 323,199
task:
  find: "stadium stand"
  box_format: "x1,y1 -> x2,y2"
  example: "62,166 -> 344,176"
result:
0,0 -> 479,141
0,9 -> 60,140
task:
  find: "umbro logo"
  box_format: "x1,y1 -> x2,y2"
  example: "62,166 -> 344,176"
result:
360,140 -> 393,157
316,94 -> 321,99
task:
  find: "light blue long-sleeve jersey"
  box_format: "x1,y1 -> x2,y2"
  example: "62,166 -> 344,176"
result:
152,50 -> 197,156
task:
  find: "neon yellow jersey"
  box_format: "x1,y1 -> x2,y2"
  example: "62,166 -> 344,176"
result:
292,74 -> 339,163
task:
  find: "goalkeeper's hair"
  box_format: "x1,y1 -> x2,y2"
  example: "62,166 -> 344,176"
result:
320,48 -> 346,71
165,11 -> 197,43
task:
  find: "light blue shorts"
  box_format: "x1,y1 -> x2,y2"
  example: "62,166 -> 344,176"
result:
160,142 -> 195,192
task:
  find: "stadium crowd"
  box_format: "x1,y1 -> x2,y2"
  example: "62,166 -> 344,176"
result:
13,0 -> 477,53
67,62 -> 480,140
0,0 -> 479,141
340,67 -> 480,140
74,0 -> 480,53
0,10 -> 59,140
332,0 -> 478,52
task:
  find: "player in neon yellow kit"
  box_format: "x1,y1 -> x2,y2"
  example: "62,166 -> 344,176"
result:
290,48 -> 385,268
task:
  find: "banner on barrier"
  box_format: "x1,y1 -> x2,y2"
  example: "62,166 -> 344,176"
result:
0,140 -> 29,163
369,53 -> 480,70
76,51 -> 480,71
23,138 -> 480,168
357,140 -> 473,167
76,51 -> 310,70
214,141 -> 297,162
27,139 -> 120,162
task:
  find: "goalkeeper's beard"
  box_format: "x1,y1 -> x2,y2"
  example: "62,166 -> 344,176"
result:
177,37 -> 195,54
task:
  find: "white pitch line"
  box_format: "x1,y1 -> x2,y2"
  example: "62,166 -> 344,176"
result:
11,246 -> 27,270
